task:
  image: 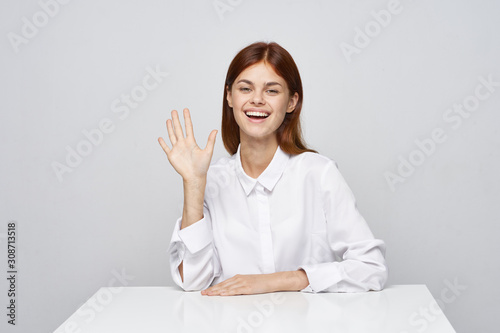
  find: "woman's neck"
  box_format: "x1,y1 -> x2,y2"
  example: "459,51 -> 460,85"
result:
239,135 -> 279,179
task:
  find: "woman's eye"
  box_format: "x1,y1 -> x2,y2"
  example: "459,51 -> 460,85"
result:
267,90 -> 279,94
239,87 -> 251,92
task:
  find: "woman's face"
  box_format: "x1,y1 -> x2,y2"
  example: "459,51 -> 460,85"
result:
227,62 -> 298,144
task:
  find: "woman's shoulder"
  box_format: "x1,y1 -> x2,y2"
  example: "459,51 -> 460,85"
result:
284,151 -> 340,182
288,152 -> 350,192
289,151 -> 337,169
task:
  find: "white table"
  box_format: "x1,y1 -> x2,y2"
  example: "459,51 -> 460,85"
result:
54,285 -> 455,333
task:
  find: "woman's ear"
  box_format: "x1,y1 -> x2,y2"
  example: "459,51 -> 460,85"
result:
226,85 -> 233,108
287,92 -> 299,113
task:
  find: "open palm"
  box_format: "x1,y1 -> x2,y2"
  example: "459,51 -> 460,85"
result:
158,108 -> 217,181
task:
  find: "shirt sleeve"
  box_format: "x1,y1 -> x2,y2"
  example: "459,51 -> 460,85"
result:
168,203 -> 221,291
298,161 -> 388,293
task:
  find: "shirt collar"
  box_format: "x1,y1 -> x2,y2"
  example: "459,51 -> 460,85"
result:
234,144 -> 290,196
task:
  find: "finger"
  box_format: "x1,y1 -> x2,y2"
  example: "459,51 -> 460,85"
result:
203,283 -> 224,294
218,285 -> 245,296
203,278 -> 239,295
158,137 -> 171,155
166,119 -> 177,145
202,281 -> 228,295
202,288 -> 217,295
206,288 -> 233,296
220,289 -> 240,296
171,109 -> 185,139
204,130 -> 218,154
183,108 -> 194,138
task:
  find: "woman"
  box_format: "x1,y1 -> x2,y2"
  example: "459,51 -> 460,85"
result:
158,42 -> 387,296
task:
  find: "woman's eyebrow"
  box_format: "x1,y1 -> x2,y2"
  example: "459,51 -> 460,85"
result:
236,79 -> 253,85
236,79 -> 282,87
264,81 -> 282,87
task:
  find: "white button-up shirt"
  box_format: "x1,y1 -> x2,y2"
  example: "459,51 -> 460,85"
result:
169,145 -> 388,293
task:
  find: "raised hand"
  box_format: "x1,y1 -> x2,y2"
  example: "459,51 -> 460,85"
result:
158,108 -> 217,182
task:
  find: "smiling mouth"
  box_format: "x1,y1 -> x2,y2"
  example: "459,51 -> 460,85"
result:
244,111 -> 270,119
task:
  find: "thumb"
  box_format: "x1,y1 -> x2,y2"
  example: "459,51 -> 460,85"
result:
204,129 -> 218,155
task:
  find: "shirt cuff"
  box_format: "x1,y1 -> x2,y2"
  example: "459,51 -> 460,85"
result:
298,263 -> 343,293
176,216 -> 213,254
299,284 -> 314,293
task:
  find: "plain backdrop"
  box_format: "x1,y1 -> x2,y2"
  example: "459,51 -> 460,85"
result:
1,0 -> 499,332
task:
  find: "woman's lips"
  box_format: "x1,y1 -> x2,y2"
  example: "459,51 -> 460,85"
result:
244,110 -> 270,123
245,111 -> 269,118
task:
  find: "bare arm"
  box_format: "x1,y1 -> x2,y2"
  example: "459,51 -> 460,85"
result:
201,270 -> 309,296
158,108 -> 217,281
177,178 -> 206,280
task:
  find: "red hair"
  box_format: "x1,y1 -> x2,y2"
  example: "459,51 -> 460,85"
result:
221,42 -> 317,155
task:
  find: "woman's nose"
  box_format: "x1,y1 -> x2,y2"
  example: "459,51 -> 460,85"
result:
250,91 -> 265,105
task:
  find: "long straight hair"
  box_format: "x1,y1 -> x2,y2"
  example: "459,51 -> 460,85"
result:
221,42 -> 317,155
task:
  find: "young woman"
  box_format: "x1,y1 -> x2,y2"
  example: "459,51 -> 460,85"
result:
158,42 -> 387,296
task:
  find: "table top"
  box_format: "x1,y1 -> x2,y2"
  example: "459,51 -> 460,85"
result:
54,285 -> 455,333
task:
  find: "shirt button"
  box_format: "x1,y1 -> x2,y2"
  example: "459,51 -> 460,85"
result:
256,184 -> 265,194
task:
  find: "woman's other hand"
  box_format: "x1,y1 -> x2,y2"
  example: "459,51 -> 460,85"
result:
201,270 -> 309,296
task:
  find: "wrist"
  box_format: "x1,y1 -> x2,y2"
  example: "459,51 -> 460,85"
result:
294,269 -> 309,290
273,270 -> 309,292
183,176 -> 207,187
180,177 -> 207,230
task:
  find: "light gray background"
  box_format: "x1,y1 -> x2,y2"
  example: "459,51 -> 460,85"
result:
1,0 -> 499,332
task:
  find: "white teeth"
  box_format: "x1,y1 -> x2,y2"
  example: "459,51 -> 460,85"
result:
245,111 -> 269,118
